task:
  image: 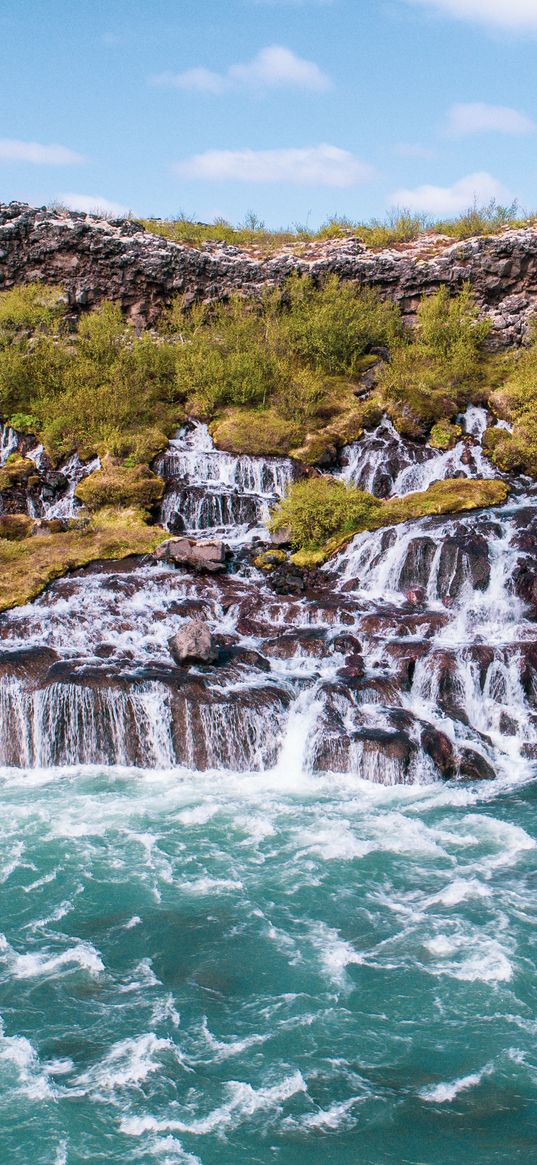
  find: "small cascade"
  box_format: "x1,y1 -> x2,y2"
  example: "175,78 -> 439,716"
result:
338,407 -> 497,498
39,453 -> 100,519
157,421 -> 294,542
0,424 -> 18,465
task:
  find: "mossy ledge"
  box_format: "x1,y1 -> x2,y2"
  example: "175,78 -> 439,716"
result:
0,508 -> 165,612
286,478 -> 510,567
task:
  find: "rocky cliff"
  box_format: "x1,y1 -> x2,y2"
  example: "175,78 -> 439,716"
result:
2,202 -> 537,346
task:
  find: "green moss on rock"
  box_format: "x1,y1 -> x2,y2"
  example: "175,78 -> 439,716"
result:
0,514 -> 33,540
429,420 -> 463,450
0,508 -> 165,612
75,460 -> 165,511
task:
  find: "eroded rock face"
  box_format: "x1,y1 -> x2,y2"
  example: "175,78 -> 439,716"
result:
3,202 -> 537,345
168,620 -> 218,666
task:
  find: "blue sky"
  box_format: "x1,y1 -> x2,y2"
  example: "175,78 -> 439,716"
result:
1,0 -> 537,227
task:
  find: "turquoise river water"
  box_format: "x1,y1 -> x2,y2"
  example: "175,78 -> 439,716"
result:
1,763 -> 536,1165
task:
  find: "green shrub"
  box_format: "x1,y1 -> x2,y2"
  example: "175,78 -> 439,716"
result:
269,476 -> 383,550
282,275 -> 402,376
378,284 -> 490,436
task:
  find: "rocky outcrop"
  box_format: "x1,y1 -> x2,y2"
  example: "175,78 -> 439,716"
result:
155,536 -> 228,573
2,202 -> 537,345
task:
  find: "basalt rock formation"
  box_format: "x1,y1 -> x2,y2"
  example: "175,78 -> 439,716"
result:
2,201 -> 537,345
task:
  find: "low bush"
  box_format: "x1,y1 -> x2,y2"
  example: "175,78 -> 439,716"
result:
269,476 -> 383,550
377,284 -> 490,437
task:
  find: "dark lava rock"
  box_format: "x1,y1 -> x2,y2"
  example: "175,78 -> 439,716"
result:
457,747 -> 496,781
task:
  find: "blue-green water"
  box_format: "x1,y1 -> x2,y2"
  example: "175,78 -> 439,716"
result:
1,765 -> 537,1165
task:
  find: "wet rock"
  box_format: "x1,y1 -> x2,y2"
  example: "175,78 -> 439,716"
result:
156,536 -> 228,573
168,620 -> 218,665
263,629 -> 328,660
457,747 -> 496,781
421,724 -> 456,779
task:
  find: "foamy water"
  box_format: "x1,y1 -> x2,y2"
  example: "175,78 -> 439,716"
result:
0,766 -> 536,1164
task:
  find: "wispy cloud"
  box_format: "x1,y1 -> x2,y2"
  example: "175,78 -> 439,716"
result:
0,139 -> 85,165
174,144 -> 374,186
390,171 -> 512,214
151,45 -> 331,94
408,0 -> 537,31
58,193 -> 129,216
445,102 -> 535,136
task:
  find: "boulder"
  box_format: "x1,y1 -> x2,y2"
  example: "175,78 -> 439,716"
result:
457,747 -> 495,781
156,536 -> 228,573
168,620 -> 218,665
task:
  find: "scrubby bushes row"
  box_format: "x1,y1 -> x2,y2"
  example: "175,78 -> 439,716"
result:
141,198 -> 528,252
0,278 -> 400,463
1,275 -> 534,475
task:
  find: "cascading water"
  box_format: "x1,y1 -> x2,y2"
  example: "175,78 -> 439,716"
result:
157,421 -> 295,542
2,409 -> 537,1165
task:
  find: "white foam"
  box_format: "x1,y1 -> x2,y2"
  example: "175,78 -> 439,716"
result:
0,934 -> 104,980
75,1032 -> 177,1092
420,1063 -> 492,1103
121,1070 -> 307,1137
309,921 -> 364,988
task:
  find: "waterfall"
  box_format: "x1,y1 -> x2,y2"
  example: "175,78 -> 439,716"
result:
0,411 -> 536,785
157,421 -> 295,542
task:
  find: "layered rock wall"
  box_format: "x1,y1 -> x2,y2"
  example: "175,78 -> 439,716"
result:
2,201 -> 537,345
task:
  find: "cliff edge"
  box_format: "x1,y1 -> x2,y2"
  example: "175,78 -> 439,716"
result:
2,201 -> 537,345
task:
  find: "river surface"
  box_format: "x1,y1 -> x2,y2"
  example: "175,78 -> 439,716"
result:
1,765 -> 537,1164
1,410 -> 537,1163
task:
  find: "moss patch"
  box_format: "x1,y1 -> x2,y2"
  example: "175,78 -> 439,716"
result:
75,461 -> 165,511
429,420 -> 463,450
0,508 -> 165,612
0,455 -> 38,490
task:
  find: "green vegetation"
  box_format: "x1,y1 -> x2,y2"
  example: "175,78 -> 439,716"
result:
0,508 -> 165,611
483,332 -> 537,476
0,292 -> 180,463
140,199 -> 533,254
269,477 -> 383,551
429,420 -> 463,450
271,476 -> 510,566
75,460 -> 165,511
376,284 -> 490,438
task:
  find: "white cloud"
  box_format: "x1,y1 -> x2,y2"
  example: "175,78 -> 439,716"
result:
58,193 -> 130,217
445,102 -> 535,136
409,0 -> 537,30
174,144 -> 374,186
152,45 -> 330,94
390,171 -> 512,215
0,139 -> 84,165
